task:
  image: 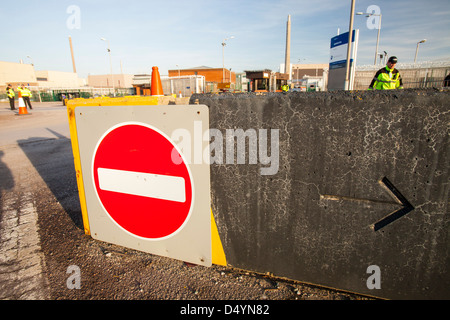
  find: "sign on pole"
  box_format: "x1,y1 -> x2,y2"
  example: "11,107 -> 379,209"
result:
327,29 -> 359,90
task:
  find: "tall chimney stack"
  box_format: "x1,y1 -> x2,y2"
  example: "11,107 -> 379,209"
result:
69,36 -> 77,73
285,15 -> 291,80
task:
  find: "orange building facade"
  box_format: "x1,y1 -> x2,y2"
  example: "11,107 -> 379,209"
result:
168,66 -> 235,84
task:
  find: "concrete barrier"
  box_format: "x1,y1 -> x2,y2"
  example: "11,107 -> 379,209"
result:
191,89 -> 449,299
66,95 -> 190,107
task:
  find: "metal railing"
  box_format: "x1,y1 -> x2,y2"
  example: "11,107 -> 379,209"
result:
353,65 -> 450,90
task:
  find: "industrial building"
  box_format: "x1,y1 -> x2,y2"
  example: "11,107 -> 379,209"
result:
0,61 -> 38,88
290,63 -> 329,91
245,70 -> 289,92
0,60 -> 134,101
88,74 -> 133,89
168,66 -> 235,84
168,66 -> 236,92
0,60 -> 85,90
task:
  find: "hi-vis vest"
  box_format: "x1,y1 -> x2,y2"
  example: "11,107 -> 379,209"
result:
368,66 -> 404,90
22,87 -> 32,97
7,88 -> 15,98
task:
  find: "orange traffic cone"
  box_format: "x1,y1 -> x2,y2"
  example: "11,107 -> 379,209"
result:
18,91 -> 29,115
151,66 -> 164,96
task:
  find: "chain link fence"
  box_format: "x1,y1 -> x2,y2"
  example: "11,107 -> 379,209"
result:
160,75 -> 205,97
20,87 -> 135,102
354,63 -> 450,90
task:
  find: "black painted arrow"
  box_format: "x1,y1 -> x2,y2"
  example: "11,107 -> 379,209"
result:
320,176 -> 415,231
370,177 -> 415,231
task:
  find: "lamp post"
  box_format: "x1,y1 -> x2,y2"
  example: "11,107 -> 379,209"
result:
222,36 -> 234,82
414,39 -> 427,64
26,55 -> 34,67
344,0 -> 355,90
100,37 -> 115,97
356,11 -> 382,65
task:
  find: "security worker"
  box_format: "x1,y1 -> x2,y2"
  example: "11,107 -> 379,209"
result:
6,84 -> 15,110
21,84 -> 33,109
281,83 -> 289,92
368,56 -> 404,90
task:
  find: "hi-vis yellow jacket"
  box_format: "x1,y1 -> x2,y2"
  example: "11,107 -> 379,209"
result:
368,66 -> 404,90
6,88 -> 15,98
22,87 -> 32,97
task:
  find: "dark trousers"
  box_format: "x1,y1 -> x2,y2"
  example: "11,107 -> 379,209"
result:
8,97 -> 15,110
23,96 -> 32,109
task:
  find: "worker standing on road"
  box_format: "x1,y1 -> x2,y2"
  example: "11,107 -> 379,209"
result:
368,56 -> 404,90
21,84 -> 33,109
282,83 -> 289,92
6,84 -> 15,110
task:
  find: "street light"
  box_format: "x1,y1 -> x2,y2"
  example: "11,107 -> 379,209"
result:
100,37 -> 115,97
26,55 -> 34,66
414,39 -> 427,64
344,0 -> 355,90
356,11 -> 382,65
222,36 -> 234,82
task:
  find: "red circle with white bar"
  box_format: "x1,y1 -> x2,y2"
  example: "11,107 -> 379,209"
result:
92,122 -> 193,240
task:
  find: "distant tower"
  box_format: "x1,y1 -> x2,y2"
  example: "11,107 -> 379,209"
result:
285,15 -> 291,80
68,36 -> 77,73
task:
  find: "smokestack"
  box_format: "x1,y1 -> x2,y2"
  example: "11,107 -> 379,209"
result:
68,36 -> 77,73
285,15 -> 291,79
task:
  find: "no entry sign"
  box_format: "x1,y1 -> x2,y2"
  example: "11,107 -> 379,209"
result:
74,105 -> 211,266
92,122 -> 193,239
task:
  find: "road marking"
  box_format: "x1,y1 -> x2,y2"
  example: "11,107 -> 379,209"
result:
97,167 -> 186,203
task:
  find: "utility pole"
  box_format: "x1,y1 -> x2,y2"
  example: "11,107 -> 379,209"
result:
101,38 -> 115,97
68,36 -> 77,73
222,36 -> 234,83
414,39 -> 427,65
344,0 -> 355,90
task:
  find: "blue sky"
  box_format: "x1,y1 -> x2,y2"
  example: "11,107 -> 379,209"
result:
1,0 -> 449,78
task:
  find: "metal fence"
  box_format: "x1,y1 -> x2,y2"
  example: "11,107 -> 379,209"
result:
160,75 -> 205,97
132,75 -> 206,97
353,64 -> 450,90
19,87 -> 135,102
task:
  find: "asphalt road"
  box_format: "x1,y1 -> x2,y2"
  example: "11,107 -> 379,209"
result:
0,102 -> 372,307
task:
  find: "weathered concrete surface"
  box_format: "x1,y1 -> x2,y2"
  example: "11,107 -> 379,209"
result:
0,145 -> 50,300
191,89 -> 449,299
